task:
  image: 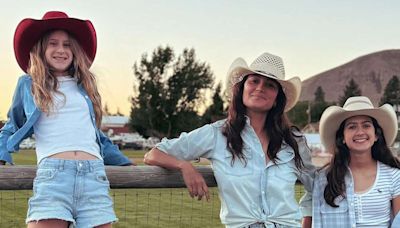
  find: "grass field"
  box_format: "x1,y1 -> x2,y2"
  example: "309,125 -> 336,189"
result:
1,149 -> 305,228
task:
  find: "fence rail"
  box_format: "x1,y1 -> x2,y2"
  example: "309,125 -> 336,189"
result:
1,165 -> 306,227
0,165 -> 217,190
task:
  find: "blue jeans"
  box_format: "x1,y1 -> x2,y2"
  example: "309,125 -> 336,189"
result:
26,158 -> 117,227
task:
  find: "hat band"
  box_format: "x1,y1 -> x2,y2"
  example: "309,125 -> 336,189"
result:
344,100 -> 373,109
254,70 -> 277,79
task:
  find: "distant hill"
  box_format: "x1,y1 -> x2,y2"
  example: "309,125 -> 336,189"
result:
300,49 -> 400,105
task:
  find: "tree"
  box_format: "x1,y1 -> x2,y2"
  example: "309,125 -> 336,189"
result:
103,103 -> 111,115
314,86 -> 325,103
116,107 -> 124,116
129,46 -> 214,138
310,86 -> 329,122
287,101 -> 309,128
202,83 -> 226,124
380,75 -> 400,106
338,78 -> 361,106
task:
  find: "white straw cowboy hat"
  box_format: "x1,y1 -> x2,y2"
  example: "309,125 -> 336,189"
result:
319,96 -> 398,152
226,52 -> 301,112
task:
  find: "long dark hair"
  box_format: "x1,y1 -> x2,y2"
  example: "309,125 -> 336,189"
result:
222,75 -> 304,169
28,30 -> 103,127
324,117 -> 400,207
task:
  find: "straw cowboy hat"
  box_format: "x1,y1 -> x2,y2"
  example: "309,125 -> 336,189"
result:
14,11 -> 97,72
226,52 -> 301,112
319,96 -> 398,152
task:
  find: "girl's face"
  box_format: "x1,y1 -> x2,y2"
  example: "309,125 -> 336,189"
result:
45,30 -> 73,76
242,74 -> 279,113
343,115 -> 377,154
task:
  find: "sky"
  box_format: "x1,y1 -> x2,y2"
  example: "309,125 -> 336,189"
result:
1,0 -> 400,120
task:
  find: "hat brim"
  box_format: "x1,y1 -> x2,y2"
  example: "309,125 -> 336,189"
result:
320,104 -> 398,152
226,58 -> 301,112
14,17 -> 97,72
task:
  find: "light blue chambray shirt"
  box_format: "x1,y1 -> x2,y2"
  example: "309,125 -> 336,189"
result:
157,118 -> 315,228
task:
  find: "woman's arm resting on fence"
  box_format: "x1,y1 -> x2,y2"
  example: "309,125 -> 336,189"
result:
144,148 -> 210,201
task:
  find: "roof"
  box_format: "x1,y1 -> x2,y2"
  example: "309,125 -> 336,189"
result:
101,115 -> 129,126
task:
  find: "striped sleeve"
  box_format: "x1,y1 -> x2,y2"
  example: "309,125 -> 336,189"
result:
391,166 -> 400,198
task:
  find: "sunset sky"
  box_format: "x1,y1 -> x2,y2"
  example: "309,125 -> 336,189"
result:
1,0 -> 400,120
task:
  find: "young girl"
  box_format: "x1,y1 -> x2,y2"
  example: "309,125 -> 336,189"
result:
313,96 -> 400,227
0,11 -> 132,227
144,52 -> 315,228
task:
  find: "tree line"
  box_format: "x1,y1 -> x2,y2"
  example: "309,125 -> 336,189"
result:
128,46 -> 400,138
287,76 -> 400,129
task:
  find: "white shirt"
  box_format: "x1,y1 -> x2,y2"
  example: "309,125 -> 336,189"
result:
157,118 -> 315,228
353,162 -> 399,227
33,76 -> 101,163
313,161 -> 400,228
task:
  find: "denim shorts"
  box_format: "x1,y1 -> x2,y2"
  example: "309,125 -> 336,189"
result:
26,158 -> 117,227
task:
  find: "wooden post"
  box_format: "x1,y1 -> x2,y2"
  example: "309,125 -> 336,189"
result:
0,165 -> 217,190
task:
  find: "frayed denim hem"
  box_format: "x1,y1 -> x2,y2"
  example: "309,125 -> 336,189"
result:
26,217 -> 75,226
88,217 -> 118,228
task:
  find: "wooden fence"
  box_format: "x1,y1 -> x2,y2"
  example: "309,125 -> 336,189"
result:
0,165 -> 217,190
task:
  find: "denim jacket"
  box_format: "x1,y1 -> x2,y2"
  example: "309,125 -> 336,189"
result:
0,75 -> 131,166
157,118 -> 315,228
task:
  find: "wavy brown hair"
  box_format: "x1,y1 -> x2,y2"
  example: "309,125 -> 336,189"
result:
222,75 -> 304,169
28,30 -> 103,127
323,117 -> 400,207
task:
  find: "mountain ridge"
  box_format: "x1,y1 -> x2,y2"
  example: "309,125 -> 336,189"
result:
299,49 -> 400,105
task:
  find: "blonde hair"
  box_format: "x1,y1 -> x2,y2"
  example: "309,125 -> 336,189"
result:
28,30 -> 103,127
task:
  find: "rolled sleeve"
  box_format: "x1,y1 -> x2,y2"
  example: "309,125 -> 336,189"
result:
100,130 -> 132,166
156,124 -> 216,160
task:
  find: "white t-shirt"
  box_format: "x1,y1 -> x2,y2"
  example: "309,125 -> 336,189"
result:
33,76 -> 101,164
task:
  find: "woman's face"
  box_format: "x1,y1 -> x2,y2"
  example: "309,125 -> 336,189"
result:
343,115 -> 377,154
242,74 -> 279,113
45,30 -> 73,76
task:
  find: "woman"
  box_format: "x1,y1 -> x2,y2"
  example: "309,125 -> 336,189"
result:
313,96 -> 400,227
0,11 -> 132,227
144,52 -> 315,228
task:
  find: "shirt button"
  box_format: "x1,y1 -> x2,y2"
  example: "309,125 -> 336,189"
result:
85,95 -> 89,99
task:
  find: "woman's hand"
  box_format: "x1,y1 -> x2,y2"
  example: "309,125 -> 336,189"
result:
144,148 -> 210,201
179,161 -> 210,201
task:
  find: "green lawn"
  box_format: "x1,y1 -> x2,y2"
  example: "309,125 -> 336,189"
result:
1,149 -> 305,228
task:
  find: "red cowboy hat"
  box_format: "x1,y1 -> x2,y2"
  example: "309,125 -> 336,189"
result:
13,11 -> 97,72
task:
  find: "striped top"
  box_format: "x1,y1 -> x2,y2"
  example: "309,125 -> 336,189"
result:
353,162 -> 400,227
313,161 -> 400,228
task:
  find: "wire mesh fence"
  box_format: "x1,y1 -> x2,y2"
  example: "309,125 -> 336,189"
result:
1,186 -> 305,228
